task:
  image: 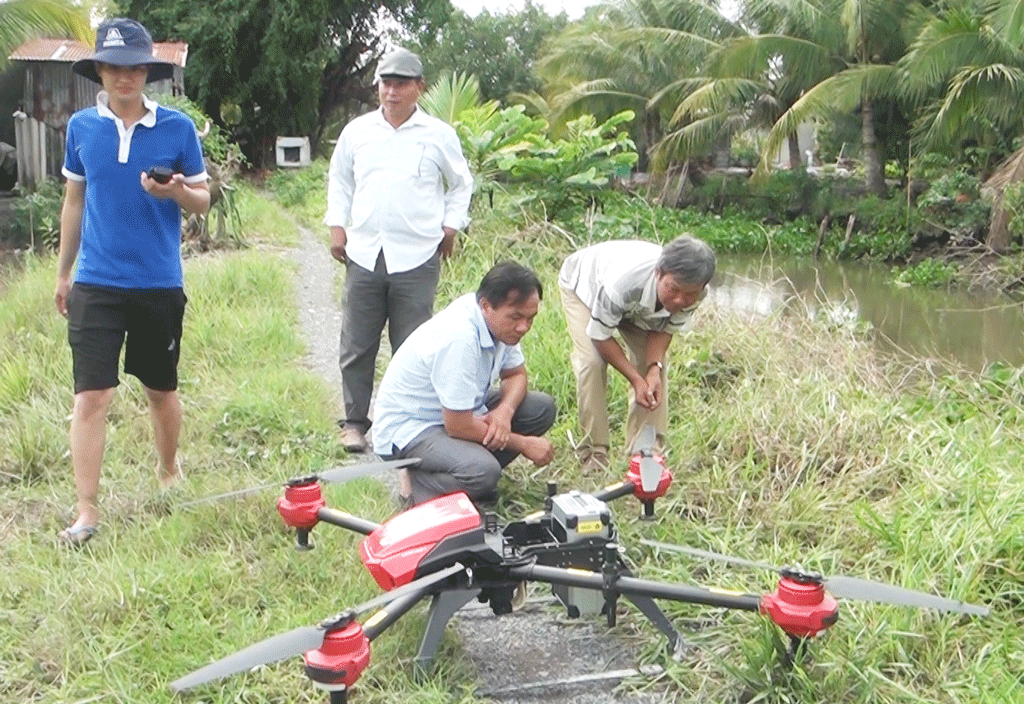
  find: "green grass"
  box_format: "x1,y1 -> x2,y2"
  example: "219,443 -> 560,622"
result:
1,177 -> 1021,703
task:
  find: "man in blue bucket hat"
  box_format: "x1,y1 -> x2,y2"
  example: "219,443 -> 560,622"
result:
54,18 -> 210,546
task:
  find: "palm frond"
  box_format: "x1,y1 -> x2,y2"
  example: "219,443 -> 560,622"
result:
988,0 -> 1024,47
900,6 -> 1014,98
709,33 -> 841,88
651,111 -> 733,169
420,72 -> 488,125
0,0 -> 92,70
665,77 -> 767,125
923,62 -> 1024,148
753,62 -> 900,179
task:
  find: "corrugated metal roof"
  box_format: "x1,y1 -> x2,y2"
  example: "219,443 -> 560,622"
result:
9,38 -> 188,67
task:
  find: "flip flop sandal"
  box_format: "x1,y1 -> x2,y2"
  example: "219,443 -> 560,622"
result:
58,524 -> 97,547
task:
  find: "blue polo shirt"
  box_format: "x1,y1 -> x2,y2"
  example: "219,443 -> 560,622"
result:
372,293 -> 526,453
62,92 -> 208,289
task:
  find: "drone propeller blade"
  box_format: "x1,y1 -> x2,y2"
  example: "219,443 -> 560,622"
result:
178,483 -> 281,507
169,624 -> 327,692
633,424 -> 657,455
170,562 -> 466,693
642,540 -> 989,616
638,457 -> 663,493
823,575 -> 989,616
641,539 -> 779,572
316,457 -> 421,484
178,459 -> 422,507
351,562 -> 467,616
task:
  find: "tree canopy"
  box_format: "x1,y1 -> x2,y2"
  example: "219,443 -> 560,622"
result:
406,2 -> 568,103
118,0 -> 451,166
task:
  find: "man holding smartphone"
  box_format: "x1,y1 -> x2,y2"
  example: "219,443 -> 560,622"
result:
54,18 -> 209,546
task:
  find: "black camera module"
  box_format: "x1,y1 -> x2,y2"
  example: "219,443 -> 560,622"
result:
147,166 -> 174,184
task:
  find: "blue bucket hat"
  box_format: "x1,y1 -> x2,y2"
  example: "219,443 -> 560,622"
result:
72,18 -> 174,84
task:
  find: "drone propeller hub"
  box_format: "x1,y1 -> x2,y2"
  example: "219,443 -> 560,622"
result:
303,621 -> 370,689
626,454 -> 672,499
278,482 -> 326,530
761,576 -> 839,639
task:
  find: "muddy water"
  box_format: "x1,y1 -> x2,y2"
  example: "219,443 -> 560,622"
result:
712,255 -> 1024,372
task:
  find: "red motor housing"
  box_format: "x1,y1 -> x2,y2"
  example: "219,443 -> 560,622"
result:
760,576 -> 839,639
277,482 -> 326,530
360,493 -> 482,590
303,622 -> 370,688
625,454 -> 672,501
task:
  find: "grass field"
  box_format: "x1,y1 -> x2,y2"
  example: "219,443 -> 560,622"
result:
1,178 -> 1021,703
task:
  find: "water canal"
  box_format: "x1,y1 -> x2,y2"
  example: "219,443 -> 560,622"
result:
712,254 -> 1024,372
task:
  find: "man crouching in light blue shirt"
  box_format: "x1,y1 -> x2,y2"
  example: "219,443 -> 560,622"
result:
373,262 -> 556,507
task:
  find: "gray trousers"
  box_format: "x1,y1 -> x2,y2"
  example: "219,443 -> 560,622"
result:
390,390 -> 557,506
339,251 -> 440,431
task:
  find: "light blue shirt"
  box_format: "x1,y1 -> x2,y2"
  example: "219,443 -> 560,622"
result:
372,293 -> 525,453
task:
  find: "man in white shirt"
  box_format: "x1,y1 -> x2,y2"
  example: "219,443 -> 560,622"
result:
373,262 -> 555,506
558,236 -> 715,473
325,47 -> 474,453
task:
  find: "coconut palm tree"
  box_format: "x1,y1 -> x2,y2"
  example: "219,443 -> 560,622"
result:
900,0 -> 1024,250
537,0 -> 743,170
0,0 -> 92,70
706,0 -> 923,196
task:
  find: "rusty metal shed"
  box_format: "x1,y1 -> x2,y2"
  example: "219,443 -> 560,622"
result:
8,37 -> 188,189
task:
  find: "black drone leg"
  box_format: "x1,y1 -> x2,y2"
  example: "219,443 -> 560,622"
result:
623,593 -> 684,653
296,528 -> 314,551
414,588 -> 480,679
328,688 -> 347,704
786,635 -> 810,663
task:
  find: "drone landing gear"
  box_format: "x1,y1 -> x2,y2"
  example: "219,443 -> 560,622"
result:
621,593 -> 684,652
414,587 -> 482,678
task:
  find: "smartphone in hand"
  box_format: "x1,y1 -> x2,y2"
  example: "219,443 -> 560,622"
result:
147,166 -> 174,184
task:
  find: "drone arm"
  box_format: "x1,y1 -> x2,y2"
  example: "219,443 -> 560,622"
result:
360,589 -> 431,641
317,507 -> 381,536
507,563 -> 762,613
593,481 -> 636,503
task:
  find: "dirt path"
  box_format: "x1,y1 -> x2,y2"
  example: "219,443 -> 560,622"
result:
288,223 -> 668,703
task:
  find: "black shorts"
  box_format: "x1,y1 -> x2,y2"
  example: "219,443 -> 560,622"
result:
67,284 -> 187,393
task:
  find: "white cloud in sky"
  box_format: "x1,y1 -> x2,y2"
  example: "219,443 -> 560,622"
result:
451,0 -> 597,20
451,0 -> 740,21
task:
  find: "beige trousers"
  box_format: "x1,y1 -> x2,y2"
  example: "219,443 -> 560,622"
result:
560,287 -> 668,455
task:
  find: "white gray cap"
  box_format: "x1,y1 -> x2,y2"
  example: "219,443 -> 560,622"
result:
374,48 -> 423,81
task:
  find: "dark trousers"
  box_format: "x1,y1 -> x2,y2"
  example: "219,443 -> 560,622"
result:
339,251 -> 440,430
395,390 -> 557,505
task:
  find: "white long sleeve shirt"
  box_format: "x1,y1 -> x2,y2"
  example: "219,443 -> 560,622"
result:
324,106 -> 474,273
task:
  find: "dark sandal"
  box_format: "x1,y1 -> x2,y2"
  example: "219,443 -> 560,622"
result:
58,524 -> 97,547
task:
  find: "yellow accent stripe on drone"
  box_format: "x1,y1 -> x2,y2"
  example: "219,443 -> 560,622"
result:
709,586 -> 746,597
576,520 -> 603,534
567,568 -> 596,577
364,610 -> 388,628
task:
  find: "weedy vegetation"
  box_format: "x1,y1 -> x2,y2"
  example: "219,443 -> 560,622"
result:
0,176 -> 1020,703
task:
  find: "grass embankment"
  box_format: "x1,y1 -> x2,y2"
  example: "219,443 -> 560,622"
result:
1,176 -> 1021,703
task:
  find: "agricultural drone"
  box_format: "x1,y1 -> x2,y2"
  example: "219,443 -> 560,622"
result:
171,427 -> 988,702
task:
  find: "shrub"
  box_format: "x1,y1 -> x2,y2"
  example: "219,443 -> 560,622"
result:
501,110 -> 639,220
8,178 -> 64,250
266,159 -> 329,209
159,94 -> 244,169
893,257 -> 958,287
1001,180 -> 1024,239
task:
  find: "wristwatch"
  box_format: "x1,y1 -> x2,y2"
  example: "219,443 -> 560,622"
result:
647,360 -> 664,372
